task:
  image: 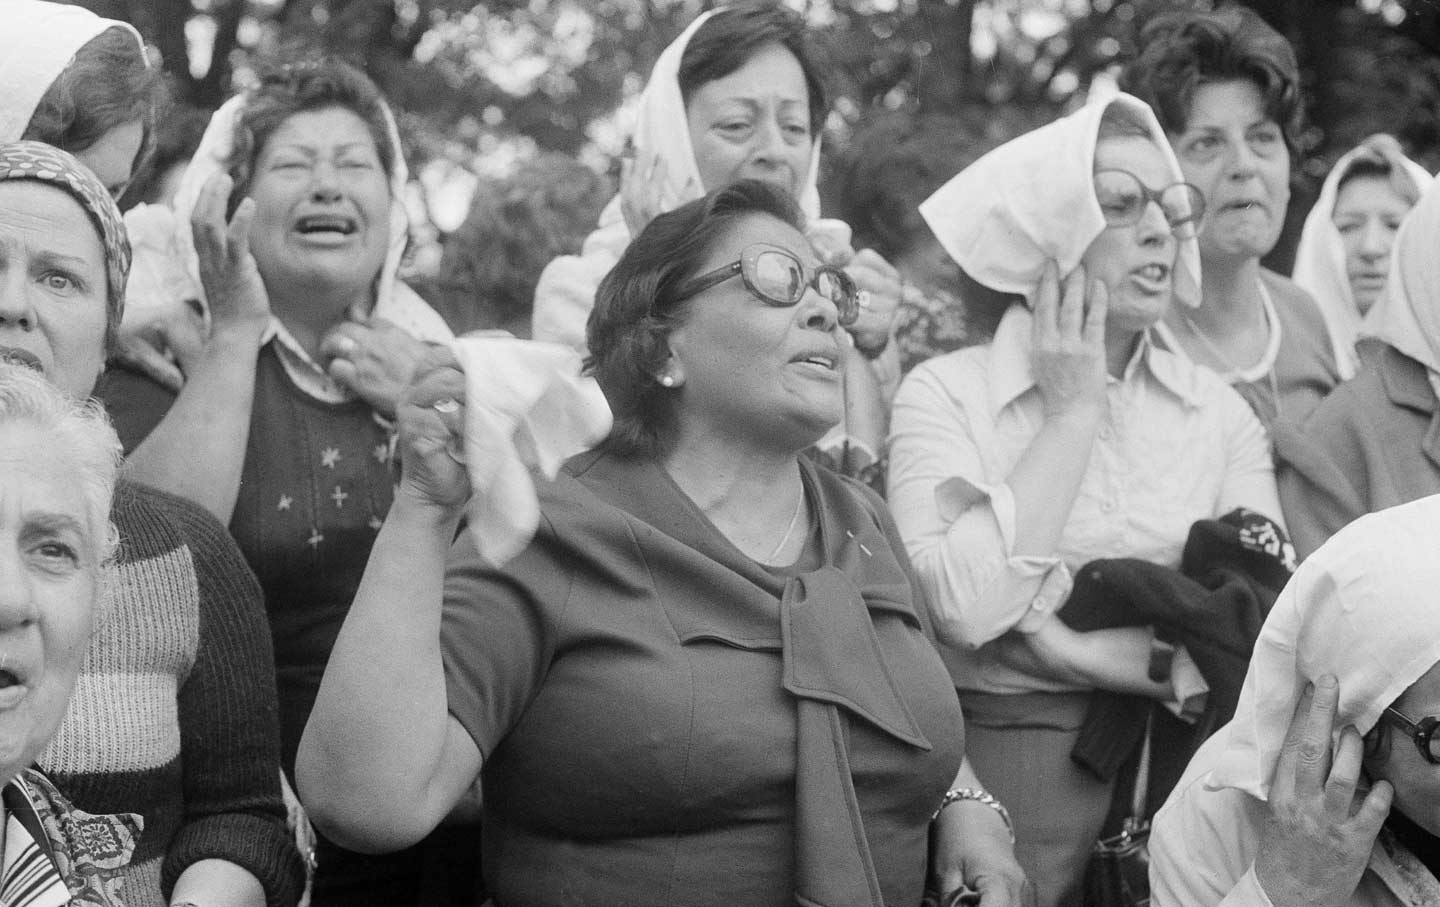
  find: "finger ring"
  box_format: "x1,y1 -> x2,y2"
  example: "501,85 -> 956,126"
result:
335,336 -> 358,357
432,398 -> 460,414
856,290 -> 872,311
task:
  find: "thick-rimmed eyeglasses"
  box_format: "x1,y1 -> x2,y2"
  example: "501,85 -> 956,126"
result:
1094,168 -> 1206,238
672,243 -> 861,326
1381,706 -> 1440,764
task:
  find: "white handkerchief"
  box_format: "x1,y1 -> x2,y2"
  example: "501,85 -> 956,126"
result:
450,338 -> 612,566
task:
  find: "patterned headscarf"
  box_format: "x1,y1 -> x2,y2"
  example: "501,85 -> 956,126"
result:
0,141 -> 131,343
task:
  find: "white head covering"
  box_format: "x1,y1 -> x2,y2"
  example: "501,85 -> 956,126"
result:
1359,177 -> 1440,375
0,0 -> 144,143
918,92 -> 1202,310
1207,494 -> 1440,800
1292,135 -> 1432,379
151,89 -> 448,341
629,7 -> 823,222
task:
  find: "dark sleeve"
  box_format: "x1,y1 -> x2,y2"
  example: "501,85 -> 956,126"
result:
93,364 -> 177,456
440,516 -> 575,760
149,489 -> 305,907
1273,410 -> 1368,562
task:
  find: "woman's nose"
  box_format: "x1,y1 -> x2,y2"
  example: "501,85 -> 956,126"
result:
1136,199 -> 1173,246
0,547 -> 38,632
0,272 -> 35,331
1358,219 -> 1389,258
798,283 -> 839,332
309,161 -> 343,202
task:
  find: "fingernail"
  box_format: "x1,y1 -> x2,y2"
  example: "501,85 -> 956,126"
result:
1317,674 -> 1338,691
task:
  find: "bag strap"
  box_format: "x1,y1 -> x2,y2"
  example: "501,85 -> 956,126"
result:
1124,711 -> 1153,834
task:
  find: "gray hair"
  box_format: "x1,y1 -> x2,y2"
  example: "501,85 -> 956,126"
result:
0,364 -> 122,570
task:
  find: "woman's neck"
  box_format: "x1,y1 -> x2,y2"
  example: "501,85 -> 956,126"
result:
270,282 -> 373,360
1104,327 -> 1145,380
661,426 -> 808,563
1192,254 -> 1265,335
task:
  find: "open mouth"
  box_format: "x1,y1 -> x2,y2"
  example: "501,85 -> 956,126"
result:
1134,263 -> 1170,282
294,214 -> 358,237
0,665 -> 29,708
1221,200 -> 1265,214
0,347 -> 42,372
792,351 -> 839,370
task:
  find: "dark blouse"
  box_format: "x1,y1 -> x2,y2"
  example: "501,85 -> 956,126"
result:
441,449 -> 966,907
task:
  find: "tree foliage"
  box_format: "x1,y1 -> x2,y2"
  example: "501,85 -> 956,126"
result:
83,0 -> 1440,260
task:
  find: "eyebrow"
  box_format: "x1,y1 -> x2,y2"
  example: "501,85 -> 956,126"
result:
32,249 -> 100,278
269,142 -> 375,156
21,511 -> 87,540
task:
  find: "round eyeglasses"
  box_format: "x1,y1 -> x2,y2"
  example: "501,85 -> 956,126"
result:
1381,706 -> 1440,765
672,243 -> 861,326
1094,168 -> 1207,238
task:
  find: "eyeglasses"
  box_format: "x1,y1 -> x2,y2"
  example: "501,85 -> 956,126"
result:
1094,169 -> 1207,237
672,243 -> 861,326
1382,706 -> 1440,764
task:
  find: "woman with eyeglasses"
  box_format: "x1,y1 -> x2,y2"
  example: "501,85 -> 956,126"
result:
297,180 -> 1029,907
1150,494 -> 1440,906
887,95 -> 1283,907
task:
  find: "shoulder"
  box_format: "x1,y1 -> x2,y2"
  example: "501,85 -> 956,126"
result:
1151,732 -> 1268,899
894,344 -> 992,408
1263,270 -> 1333,343
94,365 -> 176,455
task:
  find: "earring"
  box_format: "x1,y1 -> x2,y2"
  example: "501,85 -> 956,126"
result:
659,375 -> 676,388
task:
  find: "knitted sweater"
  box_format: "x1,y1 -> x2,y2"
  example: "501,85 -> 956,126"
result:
39,480 -> 304,907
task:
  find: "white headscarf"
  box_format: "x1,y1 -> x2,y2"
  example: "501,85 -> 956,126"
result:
918,92 -> 1202,311
1292,135 -> 1432,379
531,5 -> 830,352
1359,177 -> 1440,376
150,90 -> 450,343
0,0 -> 144,143
1208,493 -> 1440,800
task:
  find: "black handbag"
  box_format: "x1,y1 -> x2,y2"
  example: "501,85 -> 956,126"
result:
1082,718 -> 1152,907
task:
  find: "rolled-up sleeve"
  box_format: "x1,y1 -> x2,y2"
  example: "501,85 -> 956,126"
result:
887,361 -> 1070,649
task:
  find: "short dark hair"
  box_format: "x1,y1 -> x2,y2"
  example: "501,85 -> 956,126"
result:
678,2 -> 829,137
22,26 -> 160,174
1120,6 -> 1302,152
586,179 -> 803,457
228,59 -> 395,214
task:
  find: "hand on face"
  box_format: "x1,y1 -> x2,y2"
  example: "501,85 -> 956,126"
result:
1030,261 -> 1108,423
842,249 -> 902,352
1253,675 -> 1392,907
243,107 -> 392,304
321,314 -> 436,418
191,172 -> 271,344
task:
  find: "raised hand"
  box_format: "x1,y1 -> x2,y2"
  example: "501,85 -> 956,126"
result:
190,172 -> 270,343
1030,261 -> 1107,423
395,347 -> 471,512
843,248 -> 902,353
619,152 -> 700,237
1253,675 -> 1393,907
321,315 -> 436,417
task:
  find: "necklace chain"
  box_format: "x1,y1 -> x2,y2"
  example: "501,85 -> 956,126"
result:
766,492 -> 806,563
1176,282 -> 1284,422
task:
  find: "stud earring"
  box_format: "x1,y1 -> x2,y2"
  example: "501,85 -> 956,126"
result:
659,375 -> 676,388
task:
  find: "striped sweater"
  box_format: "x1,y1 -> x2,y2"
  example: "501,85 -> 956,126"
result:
38,480 -> 304,907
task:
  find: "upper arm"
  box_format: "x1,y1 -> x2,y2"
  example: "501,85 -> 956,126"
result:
1216,386 -> 1283,528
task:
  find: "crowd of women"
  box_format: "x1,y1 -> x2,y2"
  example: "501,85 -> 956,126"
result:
2,0 -> 1440,905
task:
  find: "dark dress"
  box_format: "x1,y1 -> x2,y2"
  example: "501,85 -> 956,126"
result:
99,344 -> 483,907
441,449 -> 966,907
